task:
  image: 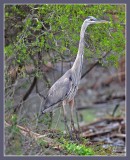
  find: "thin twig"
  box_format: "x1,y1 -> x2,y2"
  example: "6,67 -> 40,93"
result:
14,76 -> 37,113
81,50 -> 111,79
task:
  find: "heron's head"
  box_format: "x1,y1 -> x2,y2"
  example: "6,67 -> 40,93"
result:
84,16 -> 109,25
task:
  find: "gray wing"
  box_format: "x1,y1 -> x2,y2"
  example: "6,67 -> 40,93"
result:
42,70 -> 72,112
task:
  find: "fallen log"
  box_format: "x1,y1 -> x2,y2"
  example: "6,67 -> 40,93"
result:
80,117 -> 124,132
110,133 -> 126,140
81,122 -> 120,138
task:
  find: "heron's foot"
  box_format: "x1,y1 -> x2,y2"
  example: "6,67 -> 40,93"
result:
66,127 -> 73,140
75,132 -> 80,141
66,128 -> 73,141
70,119 -> 80,141
71,119 -> 78,133
69,133 -> 74,141
73,129 -> 80,141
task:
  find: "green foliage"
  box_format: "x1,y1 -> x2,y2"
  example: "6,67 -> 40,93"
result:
4,45 -> 14,57
10,125 -> 20,135
62,140 -> 94,155
57,136 -> 115,156
5,4 -> 125,71
11,114 -> 18,125
58,136 -> 95,155
8,114 -> 20,136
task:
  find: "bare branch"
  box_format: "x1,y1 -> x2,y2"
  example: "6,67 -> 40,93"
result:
14,76 -> 37,113
81,50 -> 112,79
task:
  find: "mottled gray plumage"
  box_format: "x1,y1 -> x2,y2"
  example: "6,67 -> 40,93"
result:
41,16 -> 108,114
43,69 -> 73,111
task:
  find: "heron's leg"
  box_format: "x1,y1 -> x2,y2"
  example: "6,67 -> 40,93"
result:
75,107 -> 81,140
70,99 -> 80,140
70,99 -> 78,135
62,101 -> 73,139
69,99 -> 75,131
74,102 -> 80,133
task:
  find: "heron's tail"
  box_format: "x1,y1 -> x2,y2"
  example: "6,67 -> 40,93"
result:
41,103 -> 61,116
41,102 -> 56,114
41,106 -> 53,114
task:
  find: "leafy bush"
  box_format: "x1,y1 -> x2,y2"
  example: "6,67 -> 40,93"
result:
5,4 -> 125,71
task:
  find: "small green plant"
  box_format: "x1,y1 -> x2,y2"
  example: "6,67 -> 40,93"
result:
11,114 -> 18,125
58,136 -> 115,156
62,141 -> 95,155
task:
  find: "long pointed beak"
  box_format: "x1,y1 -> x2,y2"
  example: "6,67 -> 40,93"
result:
96,20 -> 110,23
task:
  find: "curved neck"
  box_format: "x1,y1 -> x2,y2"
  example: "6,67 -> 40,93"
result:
71,22 -> 88,74
78,22 -> 88,55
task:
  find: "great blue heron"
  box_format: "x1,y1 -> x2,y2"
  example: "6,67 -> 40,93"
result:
41,16 -> 108,138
